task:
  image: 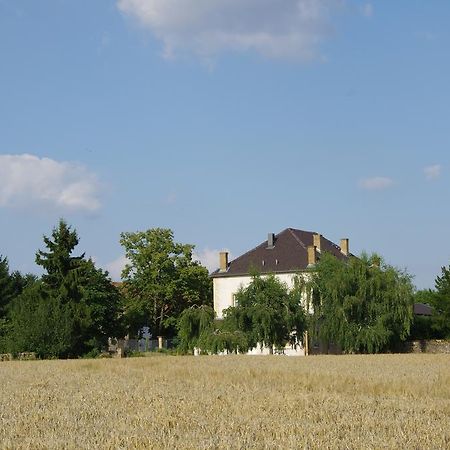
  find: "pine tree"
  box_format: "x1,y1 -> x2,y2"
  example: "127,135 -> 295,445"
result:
431,265 -> 450,338
0,256 -> 12,316
6,220 -> 123,358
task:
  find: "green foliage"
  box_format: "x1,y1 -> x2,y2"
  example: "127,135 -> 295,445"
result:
120,228 -> 212,338
77,260 -> 125,354
5,220 -> 124,358
0,256 -> 13,316
310,252 -> 414,353
0,256 -> 37,352
222,274 -> 306,352
178,305 -> 215,352
6,282 -> 74,358
198,329 -> 249,355
410,290 -> 435,340
430,265 -> 450,338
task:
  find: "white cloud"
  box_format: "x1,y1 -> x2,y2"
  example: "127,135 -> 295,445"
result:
360,3 -> 373,18
117,0 -> 342,61
105,255 -> 129,280
193,247 -> 232,273
359,176 -> 394,191
424,164 -> 441,181
0,154 -> 101,212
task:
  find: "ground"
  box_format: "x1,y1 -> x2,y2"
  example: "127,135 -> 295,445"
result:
0,354 -> 449,449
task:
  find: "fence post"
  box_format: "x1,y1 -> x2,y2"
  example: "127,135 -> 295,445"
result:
304,330 -> 309,356
158,336 -> 163,350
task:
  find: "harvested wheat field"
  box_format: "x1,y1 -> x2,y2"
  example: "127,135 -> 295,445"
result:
0,354 -> 449,449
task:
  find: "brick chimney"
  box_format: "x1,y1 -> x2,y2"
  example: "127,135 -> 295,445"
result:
313,233 -> 322,252
340,238 -> 349,256
219,251 -> 228,272
307,246 -> 317,267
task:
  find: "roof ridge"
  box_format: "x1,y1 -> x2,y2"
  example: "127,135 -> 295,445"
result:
287,228 -> 316,250
211,227 -> 350,278
225,228 -> 290,266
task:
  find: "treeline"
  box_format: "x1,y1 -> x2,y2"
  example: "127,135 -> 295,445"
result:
178,253 -> 450,354
0,220 -> 212,358
1,220 -> 449,359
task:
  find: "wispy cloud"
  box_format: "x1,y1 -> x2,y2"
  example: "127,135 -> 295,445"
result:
424,164 -> 441,180
360,3 -> 373,18
359,176 -> 394,191
0,154 -> 102,212
105,255 -> 129,280
117,0 -> 343,62
193,247 -> 232,273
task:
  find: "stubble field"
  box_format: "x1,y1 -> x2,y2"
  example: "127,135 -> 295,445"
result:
0,354 -> 449,449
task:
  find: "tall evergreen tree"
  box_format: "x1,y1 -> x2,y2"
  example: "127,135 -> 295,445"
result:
6,220 -> 123,358
36,220 -> 85,302
0,256 -> 13,316
431,265 -> 450,338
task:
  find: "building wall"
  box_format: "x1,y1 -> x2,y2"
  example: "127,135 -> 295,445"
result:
213,272 -> 312,319
212,272 -> 313,356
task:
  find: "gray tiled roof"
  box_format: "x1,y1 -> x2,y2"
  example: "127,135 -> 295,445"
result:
413,303 -> 433,316
211,228 -> 349,278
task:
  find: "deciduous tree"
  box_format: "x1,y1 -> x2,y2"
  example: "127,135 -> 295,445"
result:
310,252 -> 414,353
222,274 -> 306,353
120,228 -> 212,338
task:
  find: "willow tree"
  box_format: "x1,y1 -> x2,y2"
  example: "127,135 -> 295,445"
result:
310,252 -> 414,353
223,274 -> 306,353
178,305 -> 215,353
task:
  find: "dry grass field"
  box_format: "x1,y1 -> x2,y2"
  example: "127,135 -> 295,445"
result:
0,354 -> 449,449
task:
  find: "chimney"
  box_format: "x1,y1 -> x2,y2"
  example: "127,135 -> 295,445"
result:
340,238 -> 349,256
313,234 -> 322,252
267,233 -> 275,249
219,251 -> 228,272
307,246 -> 317,267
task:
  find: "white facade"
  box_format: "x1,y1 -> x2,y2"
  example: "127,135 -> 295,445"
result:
212,271 -> 313,356
213,272 -> 311,319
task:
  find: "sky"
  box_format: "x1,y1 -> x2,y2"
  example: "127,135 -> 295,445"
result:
1,0 -> 449,289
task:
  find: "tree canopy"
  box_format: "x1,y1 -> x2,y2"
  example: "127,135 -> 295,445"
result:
120,228 -> 212,338
309,252 -> 414,353
222,274 -> 306,353
0,256 -> 12,317
430,265 -> 450,338
6,220 -> 123,358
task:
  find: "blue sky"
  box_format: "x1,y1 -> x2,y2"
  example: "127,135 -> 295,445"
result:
1,0 -> 449,289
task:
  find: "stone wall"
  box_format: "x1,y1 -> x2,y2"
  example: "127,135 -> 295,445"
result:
403,339 -> 450,354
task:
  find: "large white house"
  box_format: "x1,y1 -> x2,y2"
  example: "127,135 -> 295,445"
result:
210,228 -> 351,354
